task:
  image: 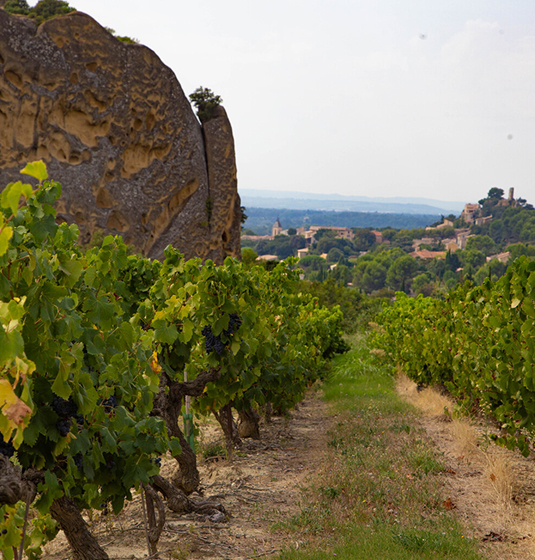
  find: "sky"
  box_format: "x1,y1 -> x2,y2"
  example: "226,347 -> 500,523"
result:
57,1 -> 535,203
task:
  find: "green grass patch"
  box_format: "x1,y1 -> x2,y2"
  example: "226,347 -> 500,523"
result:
274,332 -> 486,560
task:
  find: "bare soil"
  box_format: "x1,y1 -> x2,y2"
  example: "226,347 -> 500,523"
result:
42,394 -> 331,560
42,378 -> 535,560
398,374 -> 535,560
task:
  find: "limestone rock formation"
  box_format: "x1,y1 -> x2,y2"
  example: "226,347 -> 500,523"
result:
0,9 -> 241,262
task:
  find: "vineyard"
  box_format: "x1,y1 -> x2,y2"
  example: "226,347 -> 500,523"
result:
373,257 -> 535,456
0,162 -> 348,560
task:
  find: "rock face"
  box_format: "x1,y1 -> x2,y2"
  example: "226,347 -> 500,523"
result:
0,9 -> 241,261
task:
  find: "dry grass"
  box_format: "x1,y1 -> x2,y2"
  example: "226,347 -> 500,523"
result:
395,370 -> 535,559
451,419 -> 480,460
483,454 -> 514,510
395,371 -> 451,418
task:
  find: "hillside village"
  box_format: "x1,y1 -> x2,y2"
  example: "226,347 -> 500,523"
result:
241,187 -> 535,295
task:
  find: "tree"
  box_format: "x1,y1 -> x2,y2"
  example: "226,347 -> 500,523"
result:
358,261 -> 388,293
313,229 -> 337,242
316,236 -> 352,255
274,239 -> 294,260
445,250 -> 461,272
508,243 -> 535,260
412,272 -> 436,297
4,0 -> 30,15
327,247 -> 344,262
487,187 -> 504,200
241,247 -> 258,265
353,229 -> 376,251
189,87 -> 223,123
465,235 -> 497,257
289,235 -> 306,251
461,249 -> 486,269
287,228 -> 297,236
30,0 -> 74,24
474,261 -> 507,285
391,234 -> 413,253
4,0 -> 75,23
386,255 -> 417,292
329,264 -> 351,286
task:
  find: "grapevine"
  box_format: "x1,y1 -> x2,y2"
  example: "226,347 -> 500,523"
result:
0,162 -> 349,559
374,257 -> 535,456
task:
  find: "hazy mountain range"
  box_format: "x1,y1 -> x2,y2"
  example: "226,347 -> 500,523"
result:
239,189 -> 465,216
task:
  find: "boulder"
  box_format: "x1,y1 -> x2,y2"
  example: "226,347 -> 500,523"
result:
0,9 -> 241,261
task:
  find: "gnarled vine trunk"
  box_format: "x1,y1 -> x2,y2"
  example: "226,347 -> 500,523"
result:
152,367 -> 221,494
50,497 -> 109,560
151,475 -> 226,521
0,454 -> 24,505
238,406 -> 260,439
214,404 -> 241,449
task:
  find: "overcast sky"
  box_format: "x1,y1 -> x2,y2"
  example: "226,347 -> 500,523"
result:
63,1 -> 535,203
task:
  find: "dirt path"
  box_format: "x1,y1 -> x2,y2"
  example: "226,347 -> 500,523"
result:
42,395 -> 331,560
397,374 -> 535,560
42,375 -> 535,560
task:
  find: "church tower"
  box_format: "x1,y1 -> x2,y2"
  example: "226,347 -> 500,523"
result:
272,218 -> 282,237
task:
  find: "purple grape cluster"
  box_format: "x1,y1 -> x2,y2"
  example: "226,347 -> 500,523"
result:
202,314 -> 242,355
102,395 -> 118,413
73,452 -> 83,471
51,396 -> 78,417
0,434 -> 14,458
225,313 -> 243,337
202,325 -> 225,355
56,419 -> 72,437
52,396 -> 78,437
104,453 -> 117,469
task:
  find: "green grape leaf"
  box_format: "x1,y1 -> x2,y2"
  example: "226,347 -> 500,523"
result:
1,181 -> 34,217
35,471 -> 62,514
231,339 -> 240,356
51,375 -> 71,400
0,330 -> 24,365
154,323 -> 179,345
58,258 -> 83,287
0,226 -> 13,256
29,213 -> 58,244
22,407 -> 55,447
0,273 -> 10,298
20,160 -> 48,182
181,319 -> 194,342
118,322 -> 134,347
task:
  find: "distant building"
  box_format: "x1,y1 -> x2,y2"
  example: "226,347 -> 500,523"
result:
257,254 -> 278,262
444,241 -> 459,252
412,237 -> 435,250
297,248 -> 309,258
461,203 -> 480,224
487,252 -> 510,264
455,229 -> 472,250
371,230 -> 383,243
410,250 -> 447,260
241,234 -> 272,241
474,215 -> 492,226
306,226 -> 354,241
436,219 -> 454,229
426,218 -> 454,231
272,218 -> 283,237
